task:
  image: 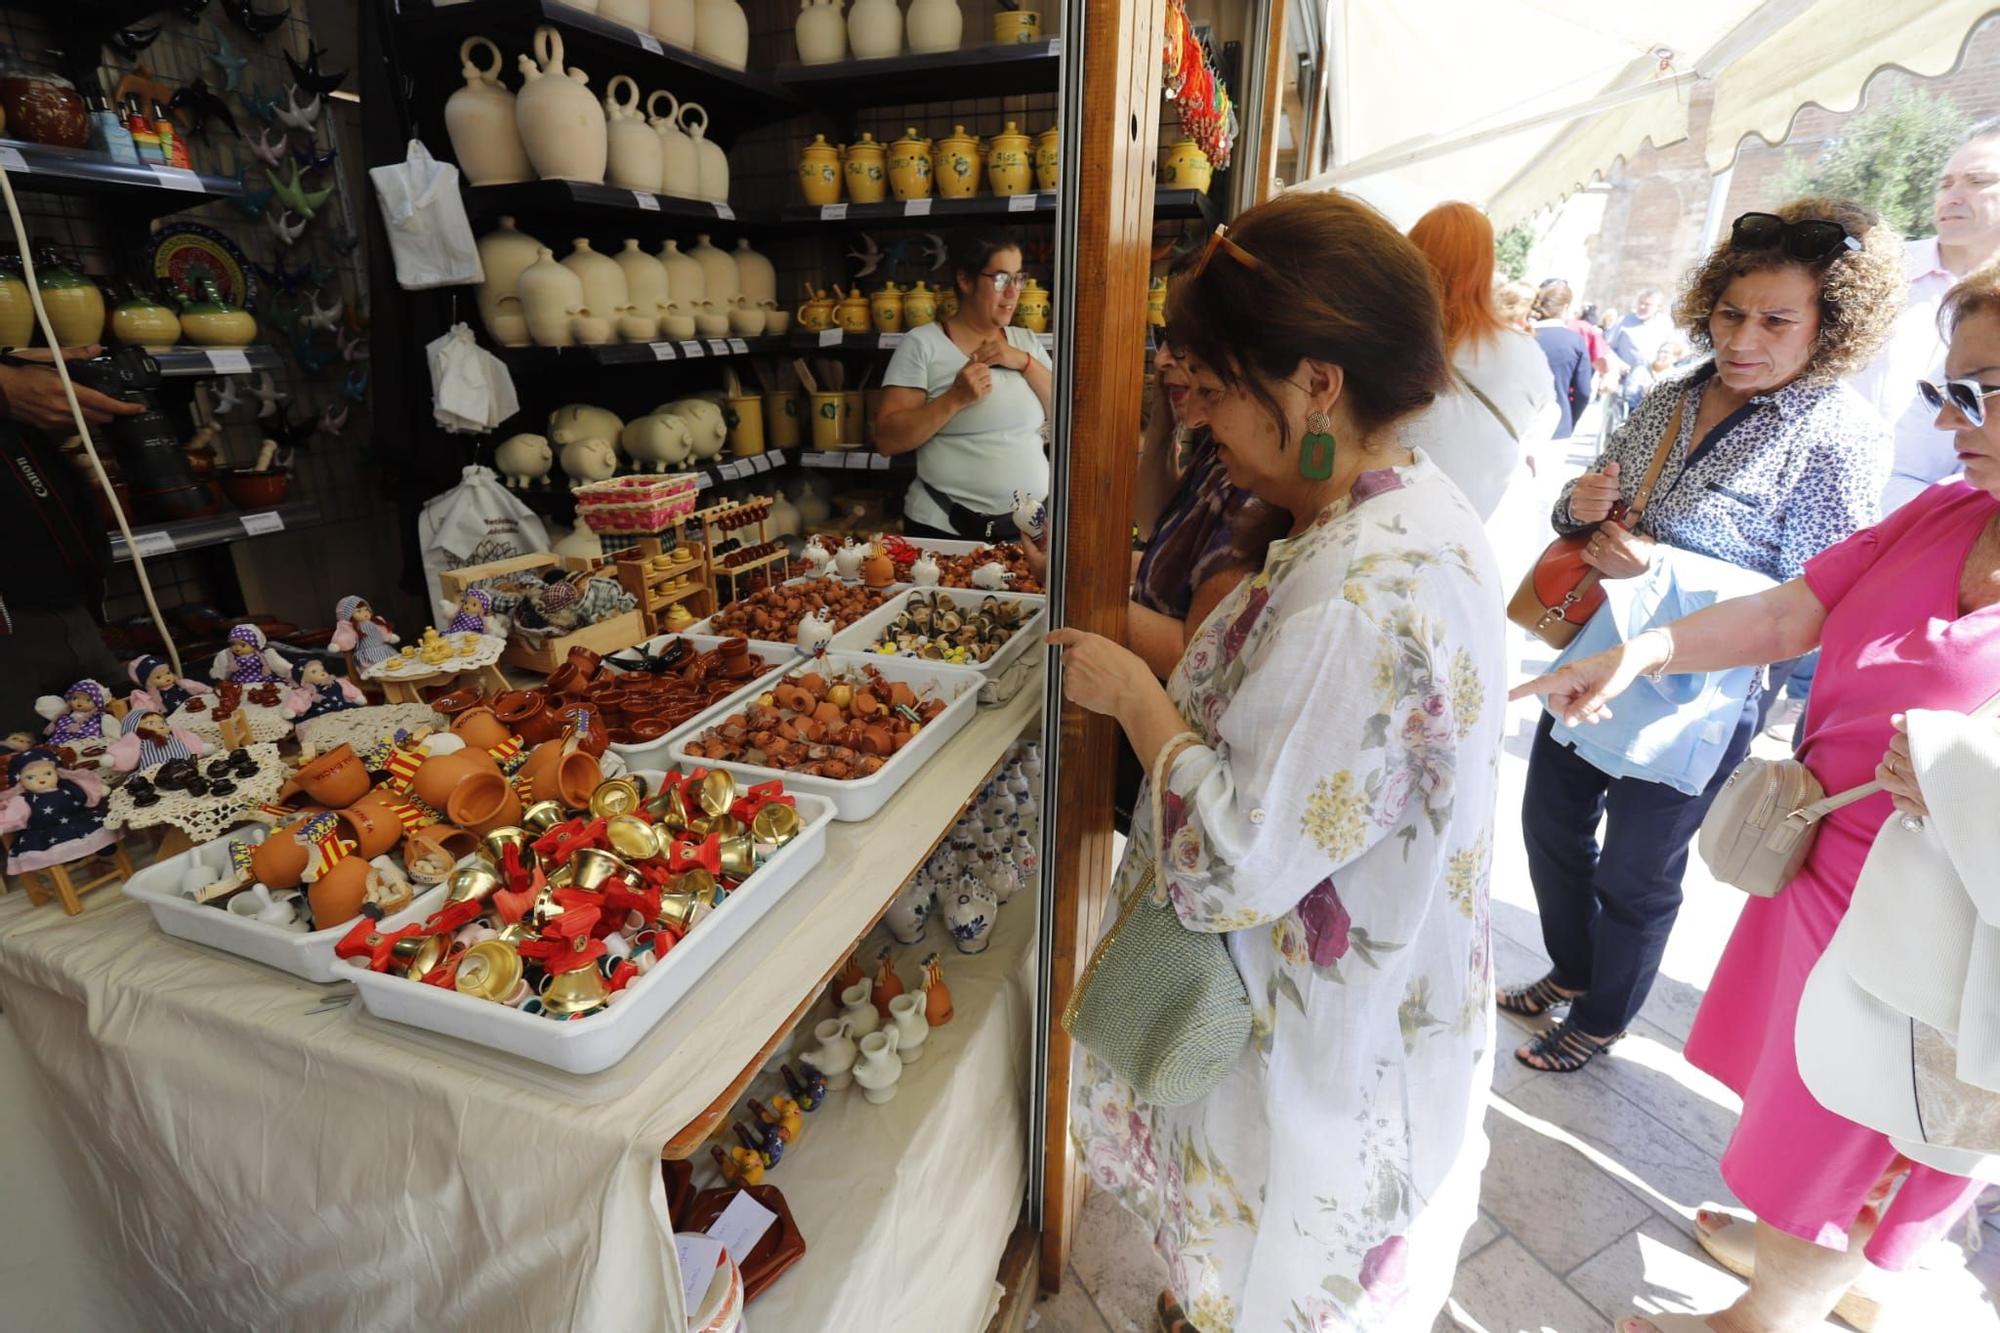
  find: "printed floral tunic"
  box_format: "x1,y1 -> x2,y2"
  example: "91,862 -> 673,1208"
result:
1074,453 -> 1505,1331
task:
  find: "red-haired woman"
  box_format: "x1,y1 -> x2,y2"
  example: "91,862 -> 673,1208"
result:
1400,202 -> 1559,518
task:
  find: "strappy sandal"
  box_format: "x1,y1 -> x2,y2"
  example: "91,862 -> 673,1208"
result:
1157,1291 -> 1200,1333
1693,1208 -> 1887,1331
1497,971 -> 1583,1018
1514,1016 -> 1622,1072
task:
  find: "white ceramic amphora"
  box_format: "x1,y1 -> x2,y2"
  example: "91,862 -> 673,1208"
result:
694,0 -> 750,70
598,0 -> 650,28
732,239 -> 776,305
646,90 -> 701,200
887,991 -> 929,1063
445,36 -> 533,185
517,246 -> 585,347
514,26 -> 607,184
681,106 -> 729,203
657,238 -> 705,304
847,0 -> 901,58
476,216 -> 546,328
602,74 -> 663,192
838,978 -> 880,1038
649,0 -> 695,48
795,0 -> 846,63
560,238 -> 629,321
906,0 -> 962,53
800,1016 -> 857,1090
614,238 -> 670,314
852,1026 -> 903,1103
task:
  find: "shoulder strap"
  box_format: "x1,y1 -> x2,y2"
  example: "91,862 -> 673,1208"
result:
1625,390 -> 1687,525
1454,369 -> 1518,443
1796,687 -> 2000,821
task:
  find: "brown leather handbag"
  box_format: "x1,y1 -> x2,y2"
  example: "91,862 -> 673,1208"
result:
1508,394 -> 1687,648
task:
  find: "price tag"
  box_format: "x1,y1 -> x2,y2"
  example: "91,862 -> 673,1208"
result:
205,348 -> 253,374
820,203 -> 848,221
728,338 -> 749,354
675,1235 -> 725,1312
705,1190 -> 778,1264
817,328 -> 843,347
631,190 -> 661,211
0,145 -> 27,174
649,342 -> 676,360
129,530 -> 178,558
1007,192 -> 1037,212
637,32 -> 663,54
680,341 -> 705,358
149,165 -> 205,192
868,453 -> 891,470
240,511 -> 286,536
903,197 -> 932,217
695,473 -> 715,491
713,203 -> 734,220
720,460 -> 748,480
750,454 -> 773,473
707,339 -> 730,356
1048,37 -> 1064,56
879,332 -> 903,349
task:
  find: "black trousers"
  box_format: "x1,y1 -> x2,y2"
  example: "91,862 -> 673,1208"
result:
1519,695 -> 1758,1037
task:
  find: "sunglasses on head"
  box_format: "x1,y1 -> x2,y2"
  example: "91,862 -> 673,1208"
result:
1729,211 -> 1861,264
1918,375 -> 2000,428
1191,223 -> 1266,280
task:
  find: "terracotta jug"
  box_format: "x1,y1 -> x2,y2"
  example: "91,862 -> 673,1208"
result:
689,234 -> 739,305
694,0 -> 750,70
445,36 -> 533,185
514,26 -> 607,185
307,856 -> 371,931
933,124 -> 980,199
888,129 -> 933,201
251,820 -> 312,890
795,0 -> 846,63
657,238 -> 705,305
986,121 -> 1032,196
847,0 -> 901,58
450,706 -> 513,751
518,246 -> 585,348
732,239 -> 776,305
646,90 -> 701,200
649,0 -> 696,48
561,238 -> 630,322
680,102 -> 729,204
906,0 -> 961,53
524,741 -> 603,808
842,132 -> 887,204
336,789 -> 408,860
476,216 -> 547,328
411,743 -> 501,812
446,770 -> 525,836
295,744 -> 369,807
602,74 -> 663,193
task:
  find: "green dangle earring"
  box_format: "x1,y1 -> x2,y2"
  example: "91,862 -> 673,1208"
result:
1299,409 -> 1336,480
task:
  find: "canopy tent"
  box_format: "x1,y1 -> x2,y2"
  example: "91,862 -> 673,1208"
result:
1294,0 -> 2000,228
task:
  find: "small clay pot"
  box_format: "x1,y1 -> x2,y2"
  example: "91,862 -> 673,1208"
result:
496,689 -> 563,744
523,741 -> 602,809
336,789 -> 408,860
294,744 -> 370,808
411,744 -> 502,812
450,706 -> 513,751
251,820 -> 312,890
307,856 -> 371,930
559,705 -> 609,758
565,645 -> 604,681
629,717 -> 671,741
545,661 -> 588,695
431,685 -> 485,716
446,770 -> 525,836
403,822 -> 479,873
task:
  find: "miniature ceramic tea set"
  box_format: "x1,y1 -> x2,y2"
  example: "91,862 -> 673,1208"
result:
883,741 -> 1039,954
679,663 -> 950,778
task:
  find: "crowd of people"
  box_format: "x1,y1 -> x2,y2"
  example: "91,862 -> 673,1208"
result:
1044,112 -> 2000,1332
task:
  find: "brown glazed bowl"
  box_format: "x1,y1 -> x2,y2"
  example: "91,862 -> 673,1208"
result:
545,661 -> 588,695
494,688 -> 563,744
564,645 -> 604,681
431,685 -> 485,716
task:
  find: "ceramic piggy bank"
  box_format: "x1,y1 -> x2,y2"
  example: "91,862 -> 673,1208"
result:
970,560 -> 1011,590
620,412 -> 693,472
495,432 -> 554,488
659,397 -> 727,460
910,552 -> 940,586
547,403 -> 626,458
943,874 -> 998,954
797,610 -> 834,655
560,437 -> 619,489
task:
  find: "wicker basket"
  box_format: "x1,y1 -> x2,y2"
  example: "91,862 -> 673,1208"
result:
575,475 -> 702,534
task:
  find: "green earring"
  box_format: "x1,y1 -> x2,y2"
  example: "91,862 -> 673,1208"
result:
1300,410 -> 1336,480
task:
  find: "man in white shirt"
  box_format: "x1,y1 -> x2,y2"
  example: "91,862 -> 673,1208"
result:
1848,117 -> 2000,512
1609,288 -> 1673,371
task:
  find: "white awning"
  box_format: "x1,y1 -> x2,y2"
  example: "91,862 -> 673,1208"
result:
1295,0 -> 1999,228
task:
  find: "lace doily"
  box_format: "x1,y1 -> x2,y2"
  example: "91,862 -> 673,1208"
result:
107,742 -> 290,843
296,703 -> 445,754
170,701 -> 294,748
362,633 -> 507,682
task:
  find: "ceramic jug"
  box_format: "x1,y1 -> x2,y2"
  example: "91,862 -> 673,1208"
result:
476,216 -> 547,327
797,133 -> 841,206
0,268 -> 31,348
34,257 -> 103,349
981,851 -> 1021,905
993,7 -> 1039,42
796,288 -> 834,331
886,872 -> 933,944
838,978 -> 881,1038
646,90 -> 700,199
933,123 -> 980,198
515,27 -> 607,184
649,0 -> 696,48
833,285 -> 871,334
800,1016 -> 858,1090
658,239 -> 706,304
847,0 -> 901,58
1013,277 -> 1050,332
869,282 -> 904,333
694,0 -> 750,70
795,0 -> 846,63
842,132 -> 887,203
445,36 -> 533,185
689,234 -> 739,304
944,874 -> 998,954
518,246 -> 585,347
560,238 -> 629,321
602,74 -> 663,192
888,128 -> 933,201
887,991 -> 930,1062
1161,137 -> 1213,193
853,1027 -> 903,1103
1034,124 -> 1060,191
902,279 -> 937,328
110,291 -> 181,348
598,0 -> 650,27
1146,275 -> 1168,327
986,120 -> 1032,196
613,238 -> 670,318
906,0 -> 961,51
680,101 -> 729,203
732,239 -> 776,305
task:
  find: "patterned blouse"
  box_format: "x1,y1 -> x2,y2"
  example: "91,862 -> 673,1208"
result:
1134,432 -> 1292,620
1555,363 -> 1890,581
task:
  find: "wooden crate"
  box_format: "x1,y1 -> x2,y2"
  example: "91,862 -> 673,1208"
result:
437,552 -> 649,676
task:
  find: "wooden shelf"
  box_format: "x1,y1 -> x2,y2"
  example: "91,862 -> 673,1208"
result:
151,345 -> 285,378
779,192 -> 1056,227
109,501 -> 321,564
772,37 -> 1062,109
490,336 -> 792,368
462,179 -> 775,229
1154,187 -> 1220,223
0,140 -> 241,218
712,546 -> 787,580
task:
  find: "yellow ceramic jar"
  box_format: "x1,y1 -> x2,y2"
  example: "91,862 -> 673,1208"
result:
993,9 -> 1040,43
870,282 -> 904,333
843,132 -> 888,204
939,288 -> 959,320
798,133 -> 842,206
1161,138 -> 1213,194
178,287 -> 258,347
0,269 -> 35,347
1033,125 -> 1060,191
985,120 -> 1032,197
903,280 -> 938,328
35,260 -> 105,348
725,395 -> 765,456
932,124 -> 981,199
796,288 -> 835,331
1146,276 -> 1167,328
1013,277 -> 1051,333
834,285 -> 872,334
111,295 -> 184,348
764,390 -> 802,448
888,128 -> 934,202
809,390 -> 847,450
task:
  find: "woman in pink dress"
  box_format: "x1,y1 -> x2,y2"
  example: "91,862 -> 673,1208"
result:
1513,269 -> 2000,1330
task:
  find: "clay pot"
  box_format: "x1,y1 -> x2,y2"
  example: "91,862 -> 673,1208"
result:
431,685 -> 485,716
560,705 -> 610,757
251,820 -> 312,891
445,35 -> 534,185
307,856 -> 371,931
411,744 -> 502,813
336,789 -> 409,860
544,660 -> 589,695
294,745 -> 370,808
450,706 -> 513,752
446,770 -> 525,836
494,688 -> 563,744
514,26 -> 608,185
566,645 -> 605,682
521,741 -> 603,809
404,823 -> 479,872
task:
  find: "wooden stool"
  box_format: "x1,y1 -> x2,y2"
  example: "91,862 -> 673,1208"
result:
8,842 -> 136,916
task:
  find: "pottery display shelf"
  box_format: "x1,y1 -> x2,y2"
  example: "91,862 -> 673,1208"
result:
488,334 -> 791,368
796,450 -> 909,474
0,140 -> 243,219
461,179 -> 776,230
612,536 -> 716,636
795,330 -> 1053,354
1154,186 -> 1222,224
772,35 -> 1062,109
779,191 -> 1057,228
108,501 -> 323,565
150,345 -> 286,378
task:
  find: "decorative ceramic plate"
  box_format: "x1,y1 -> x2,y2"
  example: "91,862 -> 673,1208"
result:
149,222 -> 258,309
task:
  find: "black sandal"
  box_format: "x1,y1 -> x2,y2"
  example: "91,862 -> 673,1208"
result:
1514,1017 -> 1623,1073
1158,1291 -> 1200,1333
1497,971 -> 1583,1018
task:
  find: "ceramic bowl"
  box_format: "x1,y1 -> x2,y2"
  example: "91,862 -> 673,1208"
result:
217,468 -> 289,509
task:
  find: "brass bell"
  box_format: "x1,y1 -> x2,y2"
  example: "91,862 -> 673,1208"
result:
481,827 -> 536,875
658,882 -> 717,933
604,813 -> 662,861
522,800 -> 566,834
718,834 -> 757,879
455,939 -> 524,1001
707,812 -> 746,840
495,920 -> 537,946
589,777 -> 644,819
530,882 -> 566,929
751,803 -> 801,846
567,847 -> 631,892
539,965 -> 609,1016
698,769 -> 738,818
394,932 -> 450,981
647,782 -> 691,832
445,861 -> 502,905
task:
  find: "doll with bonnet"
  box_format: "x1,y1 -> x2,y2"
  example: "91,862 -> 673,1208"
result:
127,653 -> 212,715
444,588 -> 499,636
0,748 -> 118,872
328,595 -> 400,671
285,659 -> 365,721
35,680 -> 118,747
107,709 -> 210,773
209,625 -> 293,685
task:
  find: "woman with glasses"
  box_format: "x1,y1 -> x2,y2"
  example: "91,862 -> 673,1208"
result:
1515,267 -> 2000,1333
875,226 -> 1054,540
1502,198 -> 1904,1077
1049,191 -> 1505,1331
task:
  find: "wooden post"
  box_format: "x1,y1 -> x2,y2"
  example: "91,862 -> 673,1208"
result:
1252,0 -> 1292,202
1041,0 -> 1167,1291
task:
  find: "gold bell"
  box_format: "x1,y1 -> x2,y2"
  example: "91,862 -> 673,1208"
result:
445,861 -> 502,905
707,813 -> 746,840
589,777 -> 644,819
530,882 -> 566,929
604,813 -> 662,861
394,932 -> 451,981
648,782 -> 691,832
540,965 -> 609,1016
567,847 -> 631,892
658,886 -> 714,933
495,920 -> 537,946
751,803 -> 801,846
522,800 -> 566,834
481,827 -> 536,875
698,769 -> 738,818
718,834 -> 757,879
455,939 -> 524,1002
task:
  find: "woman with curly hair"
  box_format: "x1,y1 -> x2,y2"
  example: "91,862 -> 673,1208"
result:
1502,199 -> 1904,1074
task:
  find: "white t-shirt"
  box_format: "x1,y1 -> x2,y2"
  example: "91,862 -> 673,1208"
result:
882,323 -> 1052,533
1397,329 -> 1559,520
1845,237 -> 1963,512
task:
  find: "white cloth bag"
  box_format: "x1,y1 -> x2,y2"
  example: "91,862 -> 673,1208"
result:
426,324 -> 519,433
416,465 -> 550,624
368,139 -> 483,290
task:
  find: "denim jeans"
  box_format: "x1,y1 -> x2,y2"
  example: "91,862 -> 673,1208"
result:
1520,694 -> 1759,1037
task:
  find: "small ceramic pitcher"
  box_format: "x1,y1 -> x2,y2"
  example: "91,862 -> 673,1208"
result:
838,978 -> 881,1037
887,991 -> 930,1063
800,1016 -> 858,1090
852,1026 -> 903,1103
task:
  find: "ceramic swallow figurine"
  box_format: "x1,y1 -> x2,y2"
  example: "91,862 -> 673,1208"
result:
250,371 -> 289,420
336,325 -> 368,362
210,377 -> 244,416
208,28 -> 249,91
316,402 -> 348,435
109,23 -> 164,57
270,161 -> 332,219
845,232 -> 882,278
275,85 -> 321,132
225,0 -> 291,40
284,38 -> 347,96
290,140 -> 337,175
301,290 -> 342,331
248,125 -> 288,168
241,83 -> 279,125
922,231 -> 948,270
265,208 -> 308,248
169,78 -> 237,137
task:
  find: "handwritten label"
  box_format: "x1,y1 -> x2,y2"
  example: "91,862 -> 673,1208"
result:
240,511 -> 285,536
206,348 -> 253,374
675,1234 -> 724,1311
879,333 -> 904,349
1007,192 -> 1037,212
728,338 -> 749,354
820,203 -> 848,221
129,530 -> 178,558
903,197 -> 932,217
632,190 -> 661,211
0,145 -> 28,174
637,32 -> 664,54
679,341 -> 705,358
712,202 -> 734,220
1048,37 -> 1064,56
817,328 -> 843,347
705,1190 -> 778,1264
150,165 -> 204,192
707,339 -> 730,356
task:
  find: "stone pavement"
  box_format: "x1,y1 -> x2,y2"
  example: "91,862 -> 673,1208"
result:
1034,418 -> 2000,1332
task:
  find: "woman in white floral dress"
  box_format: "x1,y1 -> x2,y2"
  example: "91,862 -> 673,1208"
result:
1049,193 -> 1506,1332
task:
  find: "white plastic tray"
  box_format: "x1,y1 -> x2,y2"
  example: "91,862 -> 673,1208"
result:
841,586 -> 1049,683
122,837 -> 447,984
685,578 -> 900,659
668,653 -> 982,821
337,788 -> 836,1075
604,633 -> 794,770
